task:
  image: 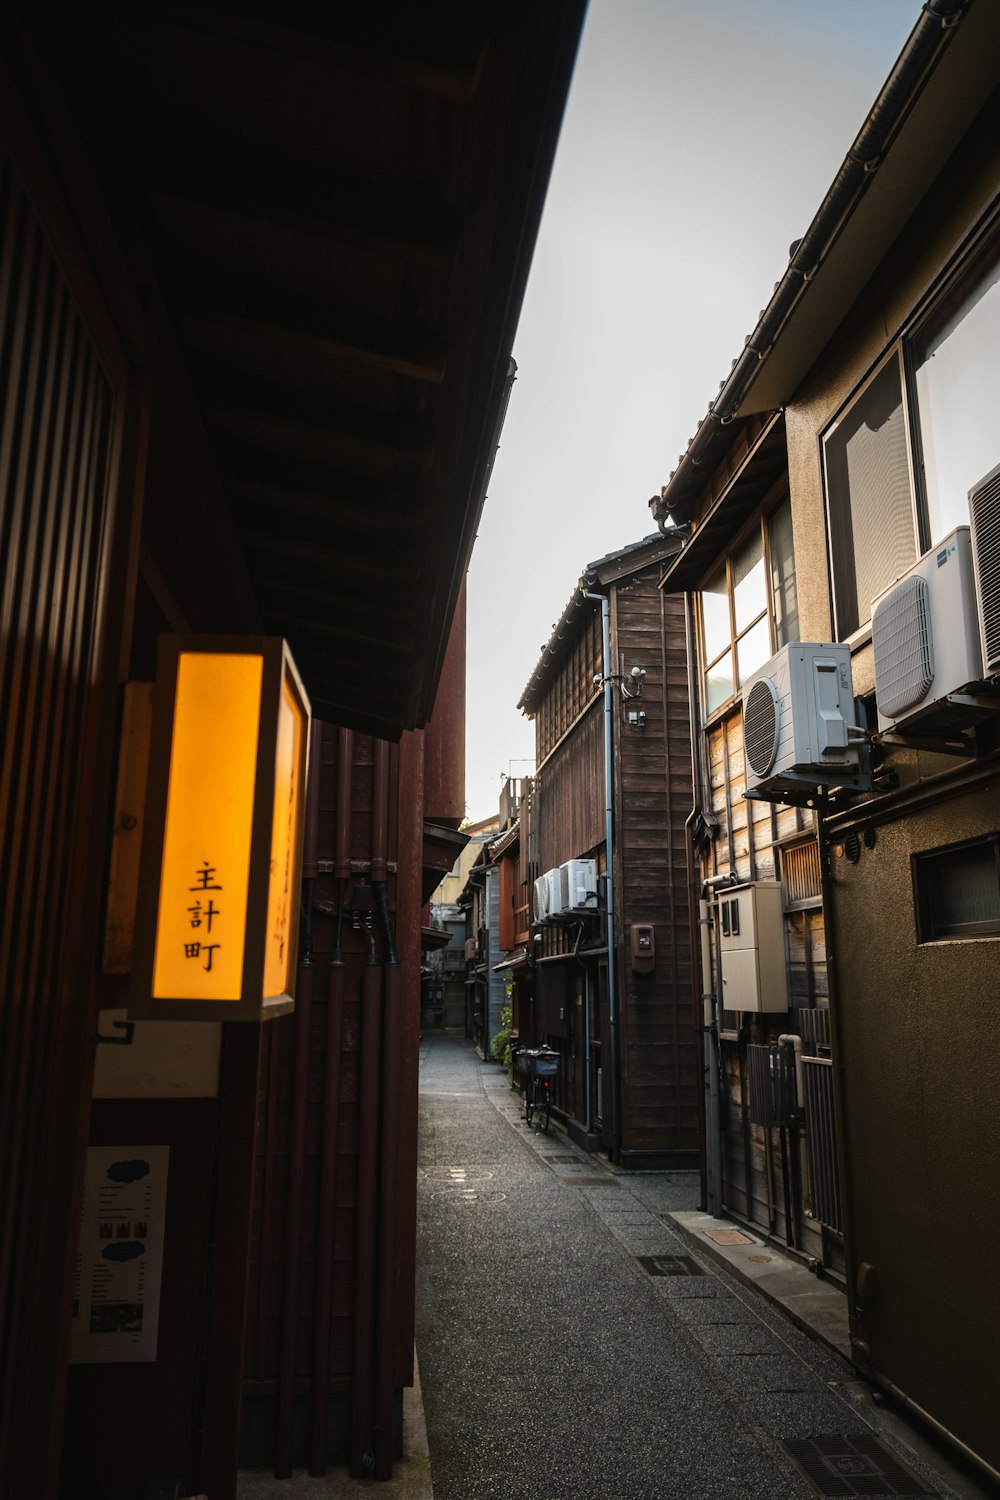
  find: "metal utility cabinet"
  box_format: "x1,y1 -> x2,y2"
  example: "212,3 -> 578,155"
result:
715,881 -> 788,1013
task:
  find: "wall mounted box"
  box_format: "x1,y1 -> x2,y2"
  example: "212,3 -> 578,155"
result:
715,881 -> 788,1014
129,636 -> 310,1022
558,857 -> 598,914
742,642 -> 865,800
871,526 -> 985,733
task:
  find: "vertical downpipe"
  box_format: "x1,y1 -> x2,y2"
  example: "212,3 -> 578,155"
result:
310,727 -> 353,1475
275,724 -> 323,1477
585,589 -> 620,1161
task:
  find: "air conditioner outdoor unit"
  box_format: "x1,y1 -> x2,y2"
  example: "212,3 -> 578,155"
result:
970,460 -> 1000,676
871,526 -> 984,733
532,868 -> 561,921
742,643 -> 866,800
558,857 -> 598,915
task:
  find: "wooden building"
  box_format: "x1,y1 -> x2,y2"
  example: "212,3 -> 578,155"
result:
517,534 -> 698,1167
0,6 -> 584,1496
653,0 -> 1000,1481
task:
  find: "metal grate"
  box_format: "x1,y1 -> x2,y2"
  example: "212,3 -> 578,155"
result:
781,1435 -> 934,1496
799,1006 -> 832,1058
871,575 -> 934,717
747,1043 -> 798,1127
637,1255 -> 706,1278
802,1057 -> 842,1230
782,839 -> 822,906
970,460 -> 1000,674
744,677 -> 780,776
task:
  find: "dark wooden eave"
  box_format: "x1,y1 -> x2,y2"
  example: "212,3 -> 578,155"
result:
656,412 -> 788,593
33,1 -> 585,738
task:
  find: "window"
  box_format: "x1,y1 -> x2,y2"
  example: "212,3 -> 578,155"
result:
699,497 -> 797,719
912,239 -> 1000,544
823,227 -> 1000,642
913,835 -> 1000,942
824,354 -> 917,639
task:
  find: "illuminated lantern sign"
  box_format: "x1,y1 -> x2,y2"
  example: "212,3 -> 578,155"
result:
129,637 -> 310,1022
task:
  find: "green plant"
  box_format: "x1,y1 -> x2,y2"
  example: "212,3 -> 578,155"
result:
491,1003 -> 513,1075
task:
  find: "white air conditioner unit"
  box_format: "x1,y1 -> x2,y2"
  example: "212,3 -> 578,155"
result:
742,643 -> 865,800
558,858 -> 598,915
970,460 -> 1000,676
532,868 -> 561,921
871,526 -> 984,733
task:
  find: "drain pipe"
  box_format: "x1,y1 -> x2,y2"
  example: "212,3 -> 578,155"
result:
699,871 -> 736,1217
584,588 -> 620,1162
310,727 -> 353,1476
778,1032 -> 804,1252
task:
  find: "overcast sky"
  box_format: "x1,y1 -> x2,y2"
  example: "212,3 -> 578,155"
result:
464,0 -> 923,822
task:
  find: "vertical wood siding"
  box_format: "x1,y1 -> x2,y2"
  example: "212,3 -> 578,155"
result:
0,153 -> 124,1489
612,578 -> 697,1157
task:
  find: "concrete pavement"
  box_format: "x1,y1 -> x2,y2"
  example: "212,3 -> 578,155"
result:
415,1035 -> 991,1500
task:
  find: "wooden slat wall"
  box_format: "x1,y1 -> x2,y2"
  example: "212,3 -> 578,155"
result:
0,152 -> 127,1493
612,578 -> 698,1157
535,703 -> 604,877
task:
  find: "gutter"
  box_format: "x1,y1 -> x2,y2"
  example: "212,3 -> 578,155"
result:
653,0 -> 971,528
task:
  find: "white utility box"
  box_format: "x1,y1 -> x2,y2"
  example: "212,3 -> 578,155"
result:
715,881 -> 788,1014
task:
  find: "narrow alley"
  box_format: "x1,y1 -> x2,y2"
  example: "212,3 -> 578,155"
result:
415,1038 -> 986,1500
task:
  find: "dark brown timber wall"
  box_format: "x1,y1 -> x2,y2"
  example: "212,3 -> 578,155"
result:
611,577 -> 698,1161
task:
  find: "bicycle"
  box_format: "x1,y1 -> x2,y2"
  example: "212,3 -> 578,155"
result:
518,1046 -> 559,1132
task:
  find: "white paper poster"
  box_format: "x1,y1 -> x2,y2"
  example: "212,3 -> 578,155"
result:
69,1144 -> 169,1364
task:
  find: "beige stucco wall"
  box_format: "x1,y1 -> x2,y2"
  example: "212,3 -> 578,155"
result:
785,87 -> 1000,701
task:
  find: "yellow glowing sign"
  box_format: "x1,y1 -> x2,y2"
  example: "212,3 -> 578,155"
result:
264,677 -> 305,999
152,653 -> 263,1001
130,637 -> 311,1023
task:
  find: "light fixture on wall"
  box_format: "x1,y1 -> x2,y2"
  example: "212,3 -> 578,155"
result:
129,635 -> 311,1023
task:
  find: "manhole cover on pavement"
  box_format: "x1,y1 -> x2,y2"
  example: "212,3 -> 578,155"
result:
782,1436 -> 935,1496
638,1255 -> 707,1278
704,1227 -> 753,1245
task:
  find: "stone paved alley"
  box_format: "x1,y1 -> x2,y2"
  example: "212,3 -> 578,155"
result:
415,1037 -> 989,1500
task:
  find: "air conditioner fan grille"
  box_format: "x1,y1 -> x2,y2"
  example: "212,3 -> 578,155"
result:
970,464 -> 1000,674
871,575 -> 933,717
744,677 -> 780,777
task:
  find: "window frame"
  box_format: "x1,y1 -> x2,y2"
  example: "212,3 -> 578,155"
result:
822,207 -> 1000,647
912,833 -> 1000,944
821,344 -> 922,647
696,490 -> 793,726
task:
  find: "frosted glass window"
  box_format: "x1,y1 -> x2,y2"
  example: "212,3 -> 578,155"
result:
705,650 -> 734,716
768,498 -> 799,648
737,616 -> 771,686
914,251 -> 1000,544
824,355 -> 916,639
701,566 -> 730,663
732,531 -> 766,633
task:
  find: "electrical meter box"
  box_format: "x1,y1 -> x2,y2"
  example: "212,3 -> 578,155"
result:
715,881 -> 788,1014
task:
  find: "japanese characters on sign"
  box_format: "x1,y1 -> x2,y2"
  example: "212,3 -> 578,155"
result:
131,637 -> 310,1022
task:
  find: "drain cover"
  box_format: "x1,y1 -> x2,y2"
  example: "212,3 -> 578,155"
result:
782,1436 -> 934,1496
638,1255 -> 706,1277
